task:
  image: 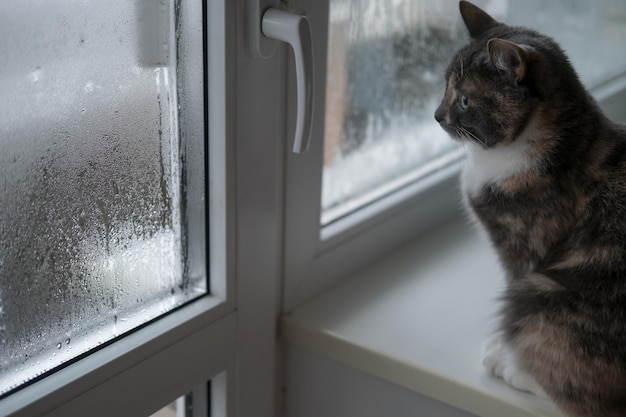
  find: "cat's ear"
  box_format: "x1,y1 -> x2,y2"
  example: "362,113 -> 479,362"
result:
487,38 -> 529,83
459,1 -> 499,39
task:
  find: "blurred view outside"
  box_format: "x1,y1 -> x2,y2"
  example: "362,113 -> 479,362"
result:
0,0 -> 205,395
322,0 -> 626,225
149,400 -> 179,417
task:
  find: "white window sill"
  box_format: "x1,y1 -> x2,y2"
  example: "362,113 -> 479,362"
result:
281,217 -> 564,417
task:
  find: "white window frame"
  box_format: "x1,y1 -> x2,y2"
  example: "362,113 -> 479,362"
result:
281,0 -> 626,312
0,1 -> 284,416
281,0 -> 462,312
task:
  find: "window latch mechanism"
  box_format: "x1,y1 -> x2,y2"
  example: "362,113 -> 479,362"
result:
248,2 -> 314,154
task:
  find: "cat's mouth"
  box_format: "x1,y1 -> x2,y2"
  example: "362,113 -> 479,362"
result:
437,122 -> 464,141
441,123 -> 490,149
435,106 -> 487,146
434,107 -> 464,141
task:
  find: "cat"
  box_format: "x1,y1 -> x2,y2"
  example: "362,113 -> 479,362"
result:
435,2 -> 626,416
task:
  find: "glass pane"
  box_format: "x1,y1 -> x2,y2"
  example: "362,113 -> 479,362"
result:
321,0 -> 626,225
0,0 -> 206,395
148,383 -> 210,417
150,401 -> 179,417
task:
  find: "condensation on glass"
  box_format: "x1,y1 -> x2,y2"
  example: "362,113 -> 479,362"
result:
0,0 -> 206,395
322,0 -> 626,225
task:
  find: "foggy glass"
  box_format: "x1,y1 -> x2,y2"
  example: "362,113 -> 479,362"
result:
0,0 -> 206,395
322,0 -> 626,224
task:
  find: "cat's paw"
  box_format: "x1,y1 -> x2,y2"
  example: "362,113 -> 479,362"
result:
483,334 -> 548,399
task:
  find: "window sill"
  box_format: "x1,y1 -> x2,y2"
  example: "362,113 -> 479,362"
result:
281,217 -> 563,417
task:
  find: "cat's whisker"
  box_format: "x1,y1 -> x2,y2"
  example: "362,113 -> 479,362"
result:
454,127 -> 464,141
466,130 -> 487,149
459,126 -> 488,149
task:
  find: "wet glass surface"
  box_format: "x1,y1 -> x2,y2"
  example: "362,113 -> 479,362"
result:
0,0 -> 205,395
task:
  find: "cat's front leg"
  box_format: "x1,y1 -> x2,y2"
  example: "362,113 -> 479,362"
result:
483,333 -> 548,399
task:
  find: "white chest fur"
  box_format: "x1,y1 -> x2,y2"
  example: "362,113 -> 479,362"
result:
461,138 -> 534,199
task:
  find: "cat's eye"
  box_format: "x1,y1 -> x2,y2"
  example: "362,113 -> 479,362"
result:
459,95 -> 470,110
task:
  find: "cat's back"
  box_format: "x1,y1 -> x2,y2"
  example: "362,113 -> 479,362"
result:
576,120 -> 626,228
556,120 -> 626,273
595,121 -> 626,188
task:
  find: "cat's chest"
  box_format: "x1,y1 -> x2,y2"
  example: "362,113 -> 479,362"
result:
461,141 -> 534,200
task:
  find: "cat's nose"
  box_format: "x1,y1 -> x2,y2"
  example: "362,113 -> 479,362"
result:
434,106 -> 445,123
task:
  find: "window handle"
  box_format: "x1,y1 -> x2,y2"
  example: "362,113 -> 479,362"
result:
262,9 -> 314,154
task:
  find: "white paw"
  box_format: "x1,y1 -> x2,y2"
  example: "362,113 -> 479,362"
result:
483,334 -> 548,399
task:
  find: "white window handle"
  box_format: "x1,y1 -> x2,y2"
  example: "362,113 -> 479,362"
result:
261,9 -> 314,154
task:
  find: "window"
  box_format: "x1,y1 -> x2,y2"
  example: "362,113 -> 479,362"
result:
321,0 -> 467,225
282,0 -> 626,311
0,1 -> 281,416
0,0 -> 205,395
2,0 -> 624,415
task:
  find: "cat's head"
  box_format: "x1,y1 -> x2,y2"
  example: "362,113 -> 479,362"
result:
434,1 -> 575,148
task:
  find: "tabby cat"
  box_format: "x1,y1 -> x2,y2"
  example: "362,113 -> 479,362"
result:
435,2 -> 626,416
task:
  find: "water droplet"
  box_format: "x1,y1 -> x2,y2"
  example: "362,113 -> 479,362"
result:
65,338 -> 71,345
30,67 -> 42,84
84,81 -> 94,92
56,342 -> 61,349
